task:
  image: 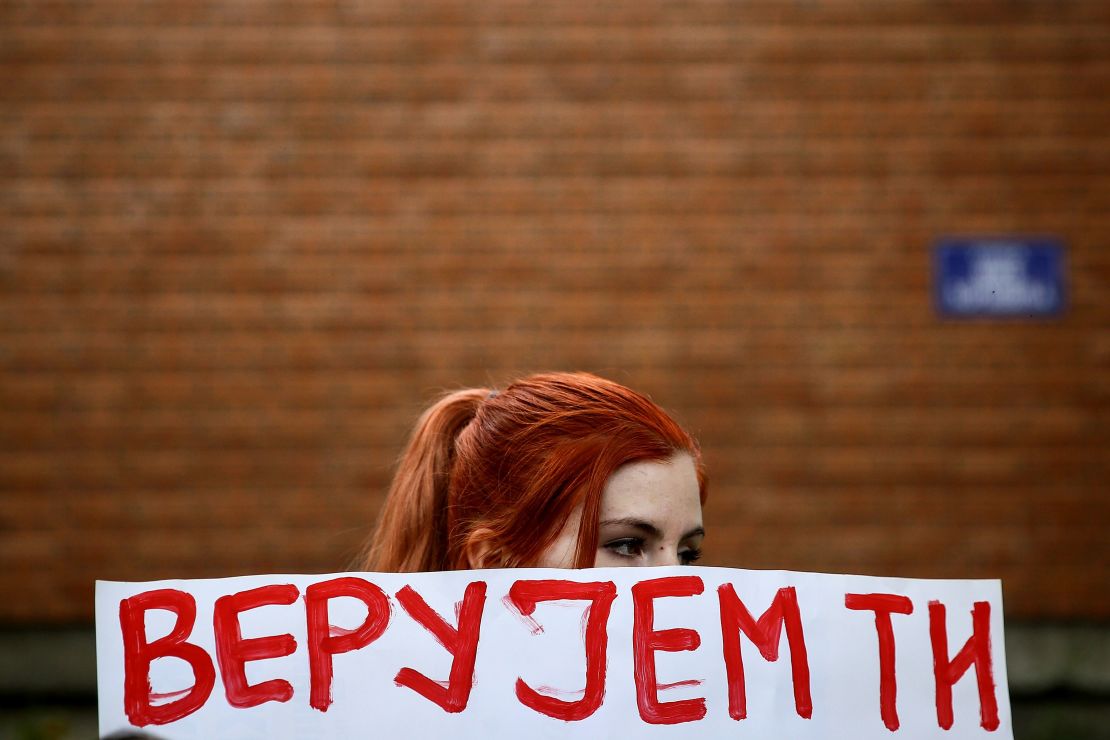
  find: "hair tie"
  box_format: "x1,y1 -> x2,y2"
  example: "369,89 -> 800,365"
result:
487,389 -> 499,399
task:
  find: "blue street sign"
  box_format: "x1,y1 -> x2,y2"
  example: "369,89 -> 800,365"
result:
934,237 -> 1066,318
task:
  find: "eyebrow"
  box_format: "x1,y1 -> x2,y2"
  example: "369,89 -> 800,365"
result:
598,517 -> 705,542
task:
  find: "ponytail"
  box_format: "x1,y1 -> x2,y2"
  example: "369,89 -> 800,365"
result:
357,372 -> 706,574
357,388 -> 488,572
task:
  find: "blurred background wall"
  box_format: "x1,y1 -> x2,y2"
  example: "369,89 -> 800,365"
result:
1,1 -> 1107,737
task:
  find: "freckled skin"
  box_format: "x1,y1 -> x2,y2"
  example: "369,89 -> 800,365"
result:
535,452 -> 704,568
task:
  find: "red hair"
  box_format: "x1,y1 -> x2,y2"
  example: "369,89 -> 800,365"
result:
358,372 -> 707,572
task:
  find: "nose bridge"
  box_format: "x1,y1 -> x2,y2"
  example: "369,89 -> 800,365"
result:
650,542 -> 681,567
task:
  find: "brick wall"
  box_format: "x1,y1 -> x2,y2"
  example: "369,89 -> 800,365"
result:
1,0 -> 1107,622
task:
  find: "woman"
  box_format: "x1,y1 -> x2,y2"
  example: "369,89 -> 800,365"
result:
357,371 -> 707,572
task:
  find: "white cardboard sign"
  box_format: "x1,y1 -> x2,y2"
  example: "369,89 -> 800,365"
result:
96,567 -> 1012,738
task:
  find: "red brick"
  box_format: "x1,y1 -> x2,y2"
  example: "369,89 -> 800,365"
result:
0,0 -> 1107,623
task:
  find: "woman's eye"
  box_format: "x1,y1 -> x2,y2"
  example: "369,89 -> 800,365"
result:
605,538 -> 644,558
680,548 -> 702,565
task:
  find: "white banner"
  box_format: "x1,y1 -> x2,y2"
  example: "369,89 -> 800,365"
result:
96,566 -> 1012,738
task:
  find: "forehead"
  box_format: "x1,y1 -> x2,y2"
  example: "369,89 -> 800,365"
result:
599,452 -> 702,528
